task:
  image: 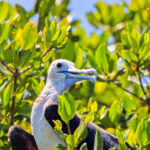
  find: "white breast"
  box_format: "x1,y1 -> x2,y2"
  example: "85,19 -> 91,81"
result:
31,102 -> 66,150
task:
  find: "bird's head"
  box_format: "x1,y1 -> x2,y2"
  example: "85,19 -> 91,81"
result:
47,59 -> 97,93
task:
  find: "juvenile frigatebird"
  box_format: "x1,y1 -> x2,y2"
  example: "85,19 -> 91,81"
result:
9,59 -> 130,150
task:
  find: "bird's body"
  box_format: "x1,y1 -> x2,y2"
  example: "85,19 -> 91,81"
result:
31,59 -> 97,150
31,91 -> 66,150
31,103 -> 65,150
9,59 -> 132,150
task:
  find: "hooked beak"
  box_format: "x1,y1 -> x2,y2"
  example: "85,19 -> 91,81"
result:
62,67 -> 97,83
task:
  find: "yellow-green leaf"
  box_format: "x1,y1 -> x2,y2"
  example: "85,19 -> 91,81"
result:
58,92 -> 75,124
21,22 -> 38,50
136,120 -> 150,146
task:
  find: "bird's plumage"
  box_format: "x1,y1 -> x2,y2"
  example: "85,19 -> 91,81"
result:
31,59 -> 97,150
9,126 -> 38,150
44,102 -> 119,150
9,59 -> 132,150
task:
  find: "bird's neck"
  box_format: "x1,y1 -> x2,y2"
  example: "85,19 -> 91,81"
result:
40,78 -> 66,103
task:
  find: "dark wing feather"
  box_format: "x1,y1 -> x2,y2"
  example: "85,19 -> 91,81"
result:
44,102 -> 130,150
9,126 -> 38,150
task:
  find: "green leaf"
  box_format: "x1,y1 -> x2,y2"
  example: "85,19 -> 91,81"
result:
139,25 -> 150,48
61,41 -> 76,61
120,95 -> 135,111
0,1 -> 9,23
0,63 -> 11,75
16,4 -> 27,18
0,130 -> 4,137
55,144 -> 67,150
140,44 -> 150,61
53,120 -> 67,141
3,81 -> 13,107
121,31 -> 130,49
86,49 -> 98,69
51,30 -> 61,46
109,53 -> 118,73
74,121 -> 87,146
91,101 -> 98,113
53,120 -> 62,131
147,0 -> 150,7
80,143 -> 88,150
0,1 -> 15,23
94,129 -> 103,150
0,23 -> 11,44
58,92 -> 76,124
144,33 -> 150,44
99,106 -> 108,120
87,12 -> 99,27
59,18 -> 69,29
129,115 -> 139,132
136,120 -> 150,146
118,144 -> 128,150
75,46 -> 84,69
21,22 -> 38,50
130,28 -> 140,51
56,29 -> 68,48
139,32 -> 150,60
66,135 -> 75,150
4,47 -> 19,68
39,0 -> 55,18
95,43 -> 110,74
30,79 -> 41,95
50,18 -> 57,38
109,101 -> 122,125
16,4 -> 28,24
43,18 -> 51,47
51,26 -> 68,48
116,129 -> 126,144
0,41 -> 7,59
84,114 -> 94,124
19,50 -> 31,68
0,139 -> 3,147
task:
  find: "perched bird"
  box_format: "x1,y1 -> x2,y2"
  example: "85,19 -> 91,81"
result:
9,59 -> 130,150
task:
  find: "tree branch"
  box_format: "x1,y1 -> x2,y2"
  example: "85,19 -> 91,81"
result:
10,70 -> 19,125
36,0 -> 42,31
41,45 -> 52,58
98,77 -> 145,101
19,66 -> 32,74
37,15 -> 41,31
1,60 -> 15,74
137,55 -> 147,97
137,68 -> 147,96
114,82 -> 145,101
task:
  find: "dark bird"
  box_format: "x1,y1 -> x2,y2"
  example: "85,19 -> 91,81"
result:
9,59 -> 131,150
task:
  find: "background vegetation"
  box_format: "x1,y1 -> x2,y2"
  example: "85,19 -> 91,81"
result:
0,0 -> 150,149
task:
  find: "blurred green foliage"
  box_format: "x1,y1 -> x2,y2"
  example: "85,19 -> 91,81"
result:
0,0 -> 150,149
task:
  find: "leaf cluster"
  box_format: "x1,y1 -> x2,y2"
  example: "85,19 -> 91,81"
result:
0,0 -> 150,150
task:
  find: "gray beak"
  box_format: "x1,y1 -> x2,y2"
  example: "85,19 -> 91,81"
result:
64,67 -> 97,83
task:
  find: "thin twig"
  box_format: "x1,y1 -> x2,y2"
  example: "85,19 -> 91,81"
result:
41,45 -> 52,58
115,83 -> 144,101
37,15 -> 41,31
98,77 -> 145,101
10,70 -> 18,125
37,0 -> 42,31
1,60 -> 15,74
137,55 -> 147,96
19,66 -> 32,74
137,67 -> 147,96
67,123 -> 71,135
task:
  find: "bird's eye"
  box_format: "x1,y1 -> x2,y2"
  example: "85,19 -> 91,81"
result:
57,63 -> 62,68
